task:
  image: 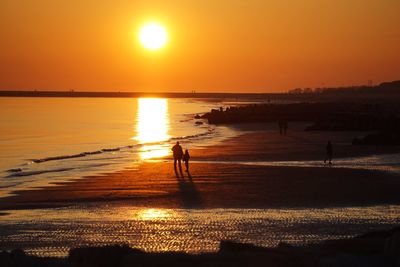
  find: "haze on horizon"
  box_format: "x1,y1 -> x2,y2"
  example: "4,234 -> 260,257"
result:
0,0 -> 399,93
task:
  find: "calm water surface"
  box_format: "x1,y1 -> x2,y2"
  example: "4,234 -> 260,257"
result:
0,97 -> 237,197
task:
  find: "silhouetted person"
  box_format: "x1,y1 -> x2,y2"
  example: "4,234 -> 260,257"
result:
324,141 -> 333,165
172,141 -> 184,177
278,120 -> 283,135
278,119 -> 288,135
183,149 -> 190,172
283,120 -> 288,135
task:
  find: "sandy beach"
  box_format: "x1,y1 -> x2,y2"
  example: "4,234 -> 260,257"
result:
2,2 -> 400,263
2,124 -> 400,211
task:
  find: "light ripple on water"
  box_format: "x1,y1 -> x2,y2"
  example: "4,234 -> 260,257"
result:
1,205 -> 399,257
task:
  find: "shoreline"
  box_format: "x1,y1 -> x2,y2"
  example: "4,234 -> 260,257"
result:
1,124 -> 400,260
1,124 -> 400,211
193,124 -> 400,162
2,164 -> 400,210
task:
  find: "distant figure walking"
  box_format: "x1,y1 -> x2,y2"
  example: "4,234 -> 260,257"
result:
172,141 -> 184,176
278,119 -> 288,135
278,120 -> 283,135
183,149 -> 190,172
283,120 -> 288,135
324,141 -> 333,165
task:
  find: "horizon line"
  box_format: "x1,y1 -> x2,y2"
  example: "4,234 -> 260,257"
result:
0,90 -> 286,96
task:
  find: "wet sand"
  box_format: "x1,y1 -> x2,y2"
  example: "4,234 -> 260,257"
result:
2,162 -> 400,210
1,125 -> 400,211
195,123 -> 400,161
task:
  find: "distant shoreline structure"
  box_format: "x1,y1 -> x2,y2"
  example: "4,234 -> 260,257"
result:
0,80 -> 398,99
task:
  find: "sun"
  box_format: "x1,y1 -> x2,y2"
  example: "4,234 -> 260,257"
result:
139,23 -> 168,50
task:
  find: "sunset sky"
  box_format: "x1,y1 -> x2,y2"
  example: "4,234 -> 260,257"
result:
1,0 -> 399,92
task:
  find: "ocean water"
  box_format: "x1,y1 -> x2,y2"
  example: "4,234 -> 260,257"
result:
0,97 -> 237,197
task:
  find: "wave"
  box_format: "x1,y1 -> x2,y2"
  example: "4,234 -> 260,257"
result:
32,153 -> 94,163
0,183 -> 19,189
6,167 -> 75,178
7,168 -> 22,173
30,146 -> 136,164
170,129 -> 215,140
6,162 -> 115,178
23,129 -> 216,166
101,148 -> 120,152
80,156 -> 126,162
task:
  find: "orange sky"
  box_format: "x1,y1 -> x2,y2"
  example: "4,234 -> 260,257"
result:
0,0 -> 399,92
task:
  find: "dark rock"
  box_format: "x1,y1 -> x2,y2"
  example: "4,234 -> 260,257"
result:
203,102 -> 400,131
219,240 -> 269,253
69,245 -> 143,267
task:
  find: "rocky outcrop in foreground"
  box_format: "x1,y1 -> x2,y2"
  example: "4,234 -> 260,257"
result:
1,226 -> 400,267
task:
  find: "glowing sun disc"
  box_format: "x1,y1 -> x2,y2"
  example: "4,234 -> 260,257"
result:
139,23 -> 167,50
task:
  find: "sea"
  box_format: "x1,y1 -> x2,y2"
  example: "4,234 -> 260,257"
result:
0,97 -> 238,197
1,96 -> 400,257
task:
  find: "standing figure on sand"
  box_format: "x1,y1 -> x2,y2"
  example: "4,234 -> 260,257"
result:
278,119 -> 288,135
183,149 -> 190,173
324,141 -> 333,165
171,141 -> 184,177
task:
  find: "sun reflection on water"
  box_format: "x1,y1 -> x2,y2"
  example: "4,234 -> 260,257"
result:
134,98 -> 170,160
139,144 -> 170,160
136,208 -> 172,220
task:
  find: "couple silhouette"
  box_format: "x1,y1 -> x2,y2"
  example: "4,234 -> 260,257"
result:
171,141 -> 190,178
